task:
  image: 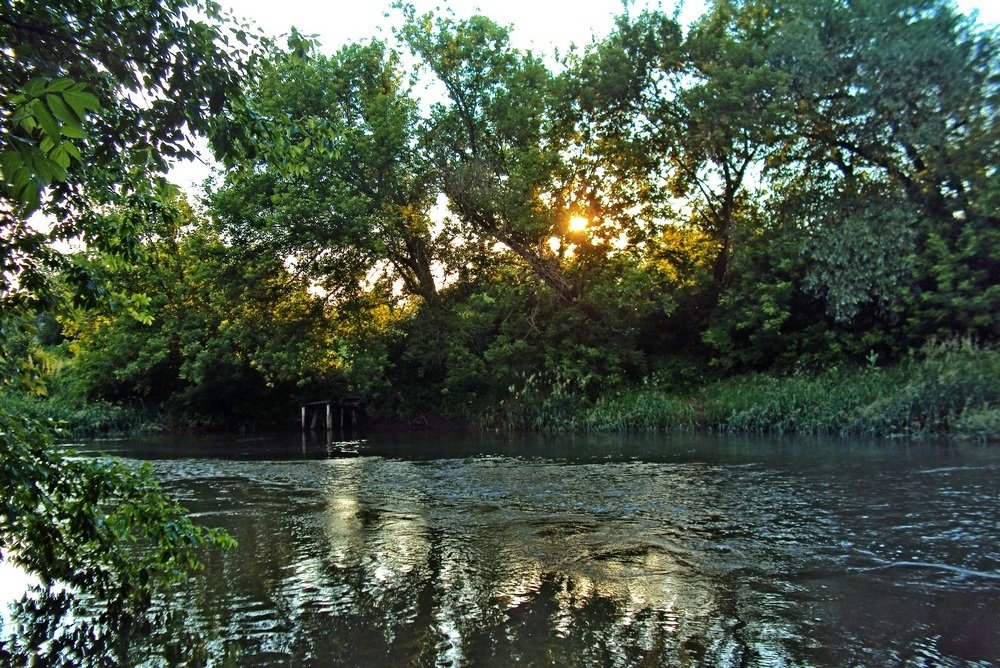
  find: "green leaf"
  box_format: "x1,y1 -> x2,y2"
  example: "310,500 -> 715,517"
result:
0,150 -> 21,179
49,145 -> 72,170
30,155 -> 57,185
46,93 -> 83,127
47,78 -> 75,92
29,98 -> 61,142
61,141 -> 83,162
63,90 -> 101,118
59,123 -> 87,139
24,78 -> 48,97
18,115 -> 38,133
14,177 -> 41,213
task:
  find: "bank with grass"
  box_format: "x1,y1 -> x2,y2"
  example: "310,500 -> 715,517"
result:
498,341 -> 1000,442
8,340 -> 997,444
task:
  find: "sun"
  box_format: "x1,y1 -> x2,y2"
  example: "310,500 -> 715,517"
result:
568,215 -> 588,233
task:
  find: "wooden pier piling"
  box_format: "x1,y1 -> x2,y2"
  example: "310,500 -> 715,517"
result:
299,398 -> 361,432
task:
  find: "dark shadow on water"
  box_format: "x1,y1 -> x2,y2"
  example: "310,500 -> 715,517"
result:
1,586 -> 243,667
68,428 -> 983,469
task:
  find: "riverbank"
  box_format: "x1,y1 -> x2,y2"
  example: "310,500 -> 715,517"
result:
8,341 -> 998,443
502,340 -> 1000,441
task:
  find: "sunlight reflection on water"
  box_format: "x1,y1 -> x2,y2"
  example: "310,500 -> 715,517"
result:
8,433 -> 1000,666
0,560 -> 36,624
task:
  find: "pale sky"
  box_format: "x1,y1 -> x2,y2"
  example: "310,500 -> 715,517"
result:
170,0 -> 999,190
217,0 -> 702,54
215,0 -> 998,54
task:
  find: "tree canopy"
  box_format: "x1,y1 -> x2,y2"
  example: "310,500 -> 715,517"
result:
1,0 -> 249,309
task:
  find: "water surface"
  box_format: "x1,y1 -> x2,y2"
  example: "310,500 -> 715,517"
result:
39,433 -> 1000,664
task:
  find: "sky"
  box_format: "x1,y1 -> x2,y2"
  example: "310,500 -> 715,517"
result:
216,0 -> 703,54
169,0 -> 1000,189
212,0 -> 998,53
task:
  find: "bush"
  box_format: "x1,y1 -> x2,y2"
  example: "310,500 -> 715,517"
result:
704,339 -> 1000,438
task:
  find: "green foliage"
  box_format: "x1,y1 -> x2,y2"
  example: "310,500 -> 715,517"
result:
525,340 -> 1000,439
232,0 -> 998,434
0,77 -> 98,214
1,413 -> 234,589
211,36 -> 445,304
848,339 -> 1000,438
700,339 -> 1000,438
63,195 -> 341,427
904,225 -> 1000,343
1,0 -> 250,311
0,390 -> 149,439
0,405 -> 235,663
8,0 -> 998,444
763,0 -> 1000,343
1,2 -> 247,659
953,407 -> 1000,442
782,174 -> 919,322
581,389 -> 699,433
397,5 -> 605,307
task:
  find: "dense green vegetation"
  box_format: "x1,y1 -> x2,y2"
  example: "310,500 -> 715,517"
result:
6,0 -> 999,439
1,0 -> 998,657
2,0 -> 246,663
515,340 -> 1000,440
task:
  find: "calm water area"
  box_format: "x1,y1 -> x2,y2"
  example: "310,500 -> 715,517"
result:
13,432 -> 1000,665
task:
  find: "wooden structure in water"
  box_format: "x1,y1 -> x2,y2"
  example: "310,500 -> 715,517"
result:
300,397 -> 362,431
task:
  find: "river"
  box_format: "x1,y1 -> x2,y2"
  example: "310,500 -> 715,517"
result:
7,432 -> 1000,666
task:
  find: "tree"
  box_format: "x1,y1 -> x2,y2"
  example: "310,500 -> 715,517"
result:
763,0 -> 1000,338
211,35 -> 446,306
1,1 -> 247,662
1,0 -> 249,309
397,7 -> 585,306
67,190 -> 340,424
572,3 -> 790,288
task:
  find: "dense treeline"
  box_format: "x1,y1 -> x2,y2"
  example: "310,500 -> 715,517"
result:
56,0 -> 1000,435
7,0 -> 1000,437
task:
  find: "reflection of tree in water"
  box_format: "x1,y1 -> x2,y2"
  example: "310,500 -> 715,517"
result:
281,458 -> 807,666
0,457 -> 838,665
1,586 -> 243,666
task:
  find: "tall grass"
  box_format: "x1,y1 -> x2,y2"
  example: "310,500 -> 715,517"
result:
0,392 -> 155,439
580,387 -> 699,432
496,339 -> 1000,440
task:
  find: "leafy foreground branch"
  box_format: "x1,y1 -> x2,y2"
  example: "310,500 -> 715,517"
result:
0,409 -> 235,665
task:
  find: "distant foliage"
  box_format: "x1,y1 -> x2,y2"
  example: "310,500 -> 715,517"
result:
61,193 -> 341,427
9,0 -> 1000,433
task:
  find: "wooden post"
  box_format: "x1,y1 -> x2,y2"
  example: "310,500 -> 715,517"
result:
301,406 -> 306,430
326,401 -> 333,431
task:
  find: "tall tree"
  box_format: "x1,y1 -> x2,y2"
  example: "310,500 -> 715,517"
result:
397,8 -> 583,305
764,0 -> 1000,337
569,3 -> 786,292
211,36 -> 445,305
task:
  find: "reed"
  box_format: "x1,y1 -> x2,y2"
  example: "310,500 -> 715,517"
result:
512,339 -> 1000,440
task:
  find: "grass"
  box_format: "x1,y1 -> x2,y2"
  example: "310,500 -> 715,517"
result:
0,391 -> 156,439
499,339 -> 1000,441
